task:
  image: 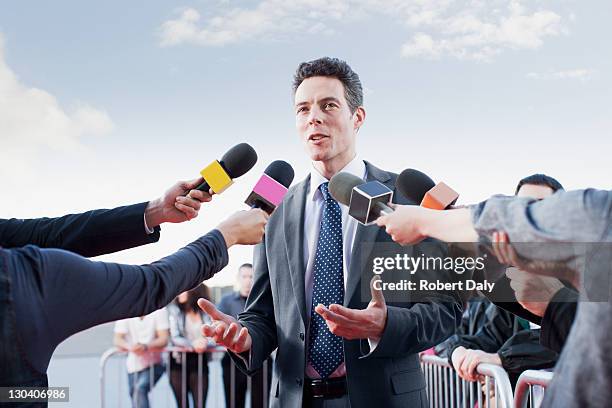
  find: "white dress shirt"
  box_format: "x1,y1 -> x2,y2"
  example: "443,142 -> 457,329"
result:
304,155 -> 366,378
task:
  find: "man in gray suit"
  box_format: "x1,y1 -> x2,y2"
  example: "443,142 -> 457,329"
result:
199,57 -> 462,407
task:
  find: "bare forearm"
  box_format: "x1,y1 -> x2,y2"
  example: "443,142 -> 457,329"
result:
114,336 -> 130,350
420,208 -> 478,242
148,336 -> 169,350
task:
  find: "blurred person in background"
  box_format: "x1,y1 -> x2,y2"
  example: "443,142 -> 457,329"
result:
114,308 -> 170,408
168,283 -> 213,407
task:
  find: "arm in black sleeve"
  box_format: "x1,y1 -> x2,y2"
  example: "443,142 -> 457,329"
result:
0,202 -> 159,257
435,315 -> 470,357
449,304 -> 516,360
9,229 -> 227,374
540,287 -> 578,353
497,329 -> 558,374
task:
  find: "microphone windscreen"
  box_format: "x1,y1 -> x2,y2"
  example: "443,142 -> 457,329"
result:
264,160 -> 295,188
329,172 -> 363,206
221,143 -> 258,178
396,169 -> 436,204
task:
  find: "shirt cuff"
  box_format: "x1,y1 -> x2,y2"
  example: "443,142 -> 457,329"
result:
143,213 -> 155,234
367,337 -> 379,351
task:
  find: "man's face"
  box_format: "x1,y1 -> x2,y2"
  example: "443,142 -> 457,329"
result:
238,266 -> 253,297
294,76 -> 363,164
517,184 -> 554,199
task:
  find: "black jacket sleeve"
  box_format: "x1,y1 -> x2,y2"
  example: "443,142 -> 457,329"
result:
9,229 -> 228,374
540,287 -> 578,353
497,329 -> 558,374
448,303 -> 516,361
435,298 -> 489,358
0,202 -> 160,257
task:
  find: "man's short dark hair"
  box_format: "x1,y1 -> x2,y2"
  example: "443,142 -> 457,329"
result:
515,174 -> 564,195
292,57 -> 363,114
239,263 -> 253,270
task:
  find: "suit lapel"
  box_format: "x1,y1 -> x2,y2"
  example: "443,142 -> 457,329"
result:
283,176 -> 310,324
344,162 -> 393,306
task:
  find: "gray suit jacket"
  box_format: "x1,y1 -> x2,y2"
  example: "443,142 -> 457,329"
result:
231,161 -> 462,408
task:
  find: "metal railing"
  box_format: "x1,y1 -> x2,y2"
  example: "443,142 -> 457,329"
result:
420,354 -> 514,408
513,370 -> 553,408
100,346 -> 269,408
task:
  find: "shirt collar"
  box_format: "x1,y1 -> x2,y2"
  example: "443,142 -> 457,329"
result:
309,155 -> 366,202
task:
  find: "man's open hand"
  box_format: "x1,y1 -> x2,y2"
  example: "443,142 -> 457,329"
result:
315,276 -> 387,342
198,298 -> 252,354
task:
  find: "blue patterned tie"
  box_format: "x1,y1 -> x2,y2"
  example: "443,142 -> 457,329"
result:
308,182 -> 345,378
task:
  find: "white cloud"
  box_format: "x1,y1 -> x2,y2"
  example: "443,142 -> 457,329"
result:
400,1 -> 564,61
159,2 -> 346,47
0,33 -> 113,177
526,68 -> 597,81
159,1 -> 566,61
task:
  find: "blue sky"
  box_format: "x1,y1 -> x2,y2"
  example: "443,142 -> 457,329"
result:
1,0 -> 610,286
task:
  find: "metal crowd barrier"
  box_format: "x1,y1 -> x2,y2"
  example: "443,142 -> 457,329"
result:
513,370 -> 553,408
420,354 -> 514,408
99,346 -> 270,408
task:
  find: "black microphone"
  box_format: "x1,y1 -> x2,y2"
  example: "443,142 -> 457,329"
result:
395,169 -> 436,204
396,168 -> 458,210
195,143 -> 258,193
244,160 -> 295,214
329,172 -> 394,224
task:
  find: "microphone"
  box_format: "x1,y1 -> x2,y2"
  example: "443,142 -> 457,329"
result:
396,168 -> 458,210
195,143 -> 258,194
395,169 -> 435,204
245,160 -> 295,214
329,172 -> 394,225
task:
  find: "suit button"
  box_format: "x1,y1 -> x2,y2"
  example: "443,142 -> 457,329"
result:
299,332 -> 305,341
296,378 -> 303,386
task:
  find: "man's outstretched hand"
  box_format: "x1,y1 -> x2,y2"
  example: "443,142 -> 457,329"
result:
315,276 -> 387,342
198,298 -> 252,354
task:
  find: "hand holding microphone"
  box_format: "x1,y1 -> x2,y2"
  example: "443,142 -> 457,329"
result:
375,205 -> 431,245
376,168 -> 474,245
146,177 -> 214,228
148,143 -> 258,226
373,168 -> 438,244
216,209 -> 270,248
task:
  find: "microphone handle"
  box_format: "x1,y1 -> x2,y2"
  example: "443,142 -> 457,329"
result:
181,180 -> 210,198
375,201 -> 394,216
194,180 -> 210,193
249,198 -> 275,215
191,160 -> 231,194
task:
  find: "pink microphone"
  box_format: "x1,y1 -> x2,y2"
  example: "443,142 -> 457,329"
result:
245,160 -> 295,214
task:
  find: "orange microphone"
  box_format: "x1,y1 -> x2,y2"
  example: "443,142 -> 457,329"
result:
420,181 -> 459,210
396,169 -> 459,210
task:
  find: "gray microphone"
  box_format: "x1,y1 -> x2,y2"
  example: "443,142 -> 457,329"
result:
329,172 -> 394,225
